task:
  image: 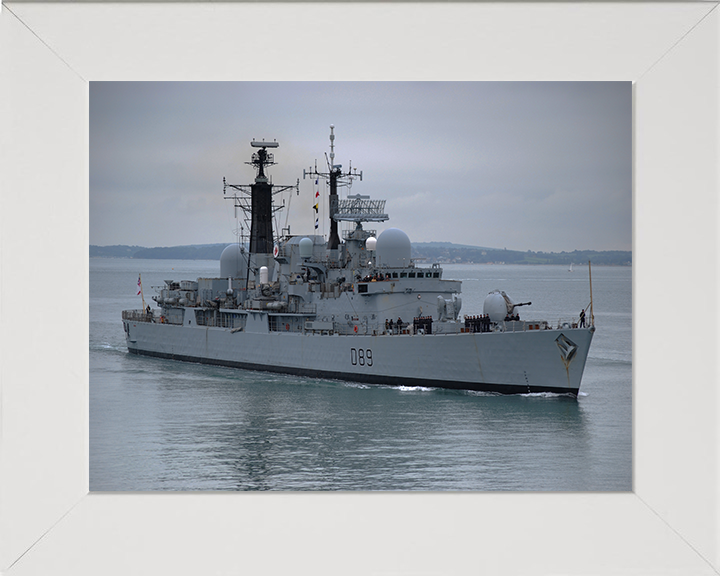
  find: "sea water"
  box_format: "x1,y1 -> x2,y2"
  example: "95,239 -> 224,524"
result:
90,259 -> 631,491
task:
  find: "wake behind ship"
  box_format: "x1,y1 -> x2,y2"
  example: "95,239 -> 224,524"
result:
123,127 -> 595,395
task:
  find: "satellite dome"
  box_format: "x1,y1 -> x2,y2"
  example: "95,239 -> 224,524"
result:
299,237 -> 314,259
220,244 -> 248,279
376,228 -> 411,268
365,237 -> 377,251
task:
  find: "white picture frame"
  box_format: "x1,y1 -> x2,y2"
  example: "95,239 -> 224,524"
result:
1,2 -> 718,574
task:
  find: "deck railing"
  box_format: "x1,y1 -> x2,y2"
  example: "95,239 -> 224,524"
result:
122,310 -> 154,323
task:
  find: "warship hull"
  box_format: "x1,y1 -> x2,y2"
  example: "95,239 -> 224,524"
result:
124,316 -> 594,394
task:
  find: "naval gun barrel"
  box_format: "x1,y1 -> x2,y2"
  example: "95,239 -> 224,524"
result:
513,301 -> 532,308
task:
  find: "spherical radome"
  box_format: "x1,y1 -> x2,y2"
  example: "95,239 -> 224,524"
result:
220,244 -> 248,278
299,237 -> 314,259
376,228 -> 411,268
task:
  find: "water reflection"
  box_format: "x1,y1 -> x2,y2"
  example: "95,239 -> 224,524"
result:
142,362 -> 593,491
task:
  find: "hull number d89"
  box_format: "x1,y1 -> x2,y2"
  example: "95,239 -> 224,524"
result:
350,348 -> 373,367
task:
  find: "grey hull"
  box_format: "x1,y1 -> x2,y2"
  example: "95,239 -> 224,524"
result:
124,318 -> 594,395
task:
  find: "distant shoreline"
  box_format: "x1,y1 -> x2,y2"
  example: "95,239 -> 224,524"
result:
91,242 -> 631,266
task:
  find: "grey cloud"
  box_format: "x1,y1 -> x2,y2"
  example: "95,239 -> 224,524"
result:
90,82 -> 630,252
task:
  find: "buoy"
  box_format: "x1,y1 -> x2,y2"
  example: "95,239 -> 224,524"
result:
286,323 -> 290,331
273,245 -> 279,258
354,325 -> 358,333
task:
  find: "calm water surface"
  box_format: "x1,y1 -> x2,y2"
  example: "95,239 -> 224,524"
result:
90,259 -> 631,491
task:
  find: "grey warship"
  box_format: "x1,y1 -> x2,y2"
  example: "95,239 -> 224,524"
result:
122,127 -> 595,395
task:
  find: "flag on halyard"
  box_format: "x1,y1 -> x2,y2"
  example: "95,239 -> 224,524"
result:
315,190 -> 320,198
315,179 -> 318,185
315,218 -> 319,229
137,273 -> 147,311
314,203 -> 319,213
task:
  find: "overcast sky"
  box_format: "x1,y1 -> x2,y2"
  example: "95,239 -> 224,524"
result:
90,82 -> 631,252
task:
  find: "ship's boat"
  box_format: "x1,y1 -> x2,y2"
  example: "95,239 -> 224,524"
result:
123,127 -> 595,394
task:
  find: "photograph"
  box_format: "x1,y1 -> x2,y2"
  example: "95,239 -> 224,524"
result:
90,81 -> 632,491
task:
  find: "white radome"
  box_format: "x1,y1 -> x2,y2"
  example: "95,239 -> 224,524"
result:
220,244 -> 248,279
299,237 -> 314,259
375,228 -> 411,268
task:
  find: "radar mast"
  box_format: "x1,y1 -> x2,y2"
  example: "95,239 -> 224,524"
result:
304,125 -> 364,250
223,140 -> 298,256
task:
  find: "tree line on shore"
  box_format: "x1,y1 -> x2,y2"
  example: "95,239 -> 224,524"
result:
90,242 -> 631,266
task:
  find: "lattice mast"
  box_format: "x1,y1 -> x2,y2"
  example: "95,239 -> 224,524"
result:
223,140 -> 298,255
304,125 -> 364,250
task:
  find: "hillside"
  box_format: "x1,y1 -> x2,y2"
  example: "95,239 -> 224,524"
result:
91,242 -> 631,266
411,243 -> 631,266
